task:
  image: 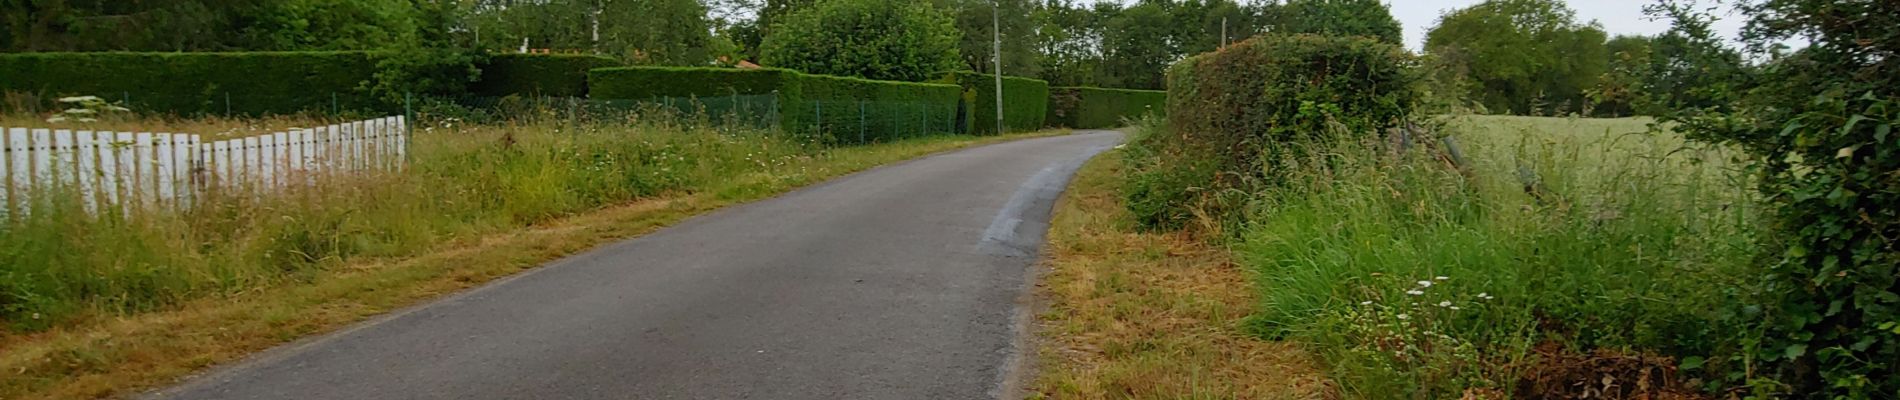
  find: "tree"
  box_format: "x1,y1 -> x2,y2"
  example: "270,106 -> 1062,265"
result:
1425,0 -> 1608,115
465,0 -> 718,66
758,0 -> 962,81
1270,0 -> 1402,45
934,0 -> 1041,77
1588,35 -> 1655,117
1097,1 -> 1174,89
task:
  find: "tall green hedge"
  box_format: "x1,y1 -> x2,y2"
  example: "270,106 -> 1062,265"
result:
936,72 -> 1048,135
470,54 -> 621,97
1129,33 -> 1416,229
1045,87 -> 1167,129
0,51 -> 390,115
589,66 -> 963,143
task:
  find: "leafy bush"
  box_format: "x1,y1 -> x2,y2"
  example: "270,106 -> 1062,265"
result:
1045,87 -> 1166,129
471,54 -> 622,97
757,0 -> 962,82
0,51 -> 392,115
1663,0 -> 1900,396
936,71 -> 1048,134
1129,33 -> 1417,230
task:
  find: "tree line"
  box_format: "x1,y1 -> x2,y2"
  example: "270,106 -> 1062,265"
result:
2,0 -> 1401,90
4,0 -> 1750,116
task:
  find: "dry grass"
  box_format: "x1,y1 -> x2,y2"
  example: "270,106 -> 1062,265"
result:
0,129 -> 1061,400
1031,149 -> 1329,400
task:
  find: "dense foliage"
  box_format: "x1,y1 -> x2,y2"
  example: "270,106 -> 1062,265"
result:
0,52 -> 399,115
1271,0 -> 1402,45
757,0 -> 962,82
1045,87 -> 1166,129
937,72 -> 1049,134
1425,0 -> 1608,116
470,54 -> 623,97
1661,0 -> 1900,396
1128,33 -> 1417,230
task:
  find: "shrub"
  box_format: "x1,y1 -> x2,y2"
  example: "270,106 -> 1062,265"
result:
1128,33 -> 1417,230
758,0 -> 962,82
936,71 -> 1048,134
0,51 -> 392,115
1045,87 -> 1166,129
470,54 -> 622,97
1664,0 -> 1900,395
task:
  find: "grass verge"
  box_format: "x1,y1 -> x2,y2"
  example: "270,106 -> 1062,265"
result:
0,126 -> 1060,400
1030,147 -> 1328,399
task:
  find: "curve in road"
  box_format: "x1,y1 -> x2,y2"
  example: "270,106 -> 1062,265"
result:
147,131 -> 1125,400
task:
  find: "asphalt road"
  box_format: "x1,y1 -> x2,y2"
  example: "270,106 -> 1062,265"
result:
148,131 -> 1124,400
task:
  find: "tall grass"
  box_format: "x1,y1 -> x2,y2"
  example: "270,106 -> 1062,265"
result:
0,115 -> 825,331
1236,115 -> 1762,397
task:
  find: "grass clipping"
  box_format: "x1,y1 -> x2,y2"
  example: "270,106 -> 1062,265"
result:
1030,149 -> 1327,399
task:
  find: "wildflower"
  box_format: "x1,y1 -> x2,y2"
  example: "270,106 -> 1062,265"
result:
1477,292 -> 1493,300
1396,314 -> 1409,320
1449,306 -> 1461,310
57,95 -> 101,103
1360,301 -> 1373,305
1435,276 -> 1449,281
1406,290 -> 1424,296
1416,280 -> 1433,288
1438,301 -> 1452,308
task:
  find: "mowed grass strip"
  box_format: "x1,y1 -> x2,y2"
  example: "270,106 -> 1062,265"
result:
1031,150 -> 1328,400
0,128 -> 1061,400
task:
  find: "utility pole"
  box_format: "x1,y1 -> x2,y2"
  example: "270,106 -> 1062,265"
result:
992,0 -> 1004,135
1221,17 -> 1228,48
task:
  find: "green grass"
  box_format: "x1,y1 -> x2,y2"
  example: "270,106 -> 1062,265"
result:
1234,115 -> 1762,397
0,118 -> 825,331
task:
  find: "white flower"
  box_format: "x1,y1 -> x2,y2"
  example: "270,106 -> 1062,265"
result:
1360,301 -> 1373,305
1438,301 -> 1453,307
1449,306 -> 1461,310
1395,314 -> 1409,320
1435,276 -> 1449,281
57,95 -> 100,103
1416,280 -> 1433,288
1477,292 -> 1493,300
1406,290 -> 1424,296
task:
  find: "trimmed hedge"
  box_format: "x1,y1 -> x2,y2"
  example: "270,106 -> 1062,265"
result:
1128,33 -> 1417,229
588,66 -> 963,143
470,54 -> 621,97
587,67 -> 790,99
1046,86 -> 1167,129
0,51 -> 389,115
935,72 -> 1048,135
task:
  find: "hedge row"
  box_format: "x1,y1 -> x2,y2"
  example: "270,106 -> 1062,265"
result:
1046,86 -> 1167,129
588,66 -> 963,143
469,54 -> 621,97
1129,33 -> 1416,228
936,72 -> 1049,135
0,51 -> 389,115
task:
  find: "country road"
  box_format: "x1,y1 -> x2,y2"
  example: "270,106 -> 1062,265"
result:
146,131 -> 1125,400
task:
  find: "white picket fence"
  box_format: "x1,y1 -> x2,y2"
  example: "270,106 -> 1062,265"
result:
0,116 -> 407,215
